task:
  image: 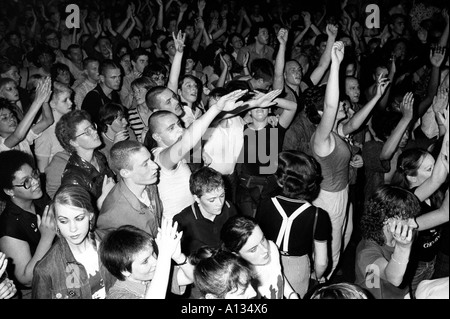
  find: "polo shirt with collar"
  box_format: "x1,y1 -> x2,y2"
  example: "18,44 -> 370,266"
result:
173,201 -> 238,255
96,180 -> 163,239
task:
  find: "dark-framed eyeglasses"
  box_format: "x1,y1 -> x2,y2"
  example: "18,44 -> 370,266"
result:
74,123 -> 97,138
13,169 -> 40,189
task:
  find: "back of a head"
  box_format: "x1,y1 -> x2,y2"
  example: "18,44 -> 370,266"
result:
275,150 -> 322,201
191,247 -> 254,299
145,86 -> 167,111
307,283 -> 371,299
220,215 -> 258,253
250,58 -> 274,82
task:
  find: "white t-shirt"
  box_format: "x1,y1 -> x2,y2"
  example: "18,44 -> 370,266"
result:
152,147 -> 194,219
203,117 -> 244,175
0,128 -> 41,156
253,240 -> 284,299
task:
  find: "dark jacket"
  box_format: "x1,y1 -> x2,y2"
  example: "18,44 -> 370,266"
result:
80,84 -> 121,124
31,234 -> 116,299
61,151 -> 114,202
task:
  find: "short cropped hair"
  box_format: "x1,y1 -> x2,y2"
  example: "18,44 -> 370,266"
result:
99,59 -> 120,76
110,140 -> 145,173
82,57 -> 100,70
100,225 -> 157,281
145,86 -> 168,111
189,167 -> 225,197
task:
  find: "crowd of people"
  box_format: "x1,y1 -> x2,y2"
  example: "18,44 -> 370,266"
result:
0,0 -> 448,300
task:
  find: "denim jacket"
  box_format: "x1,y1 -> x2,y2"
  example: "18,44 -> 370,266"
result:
31,234 -> 116,299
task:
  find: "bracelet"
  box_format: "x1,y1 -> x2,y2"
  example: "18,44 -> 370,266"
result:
288,291 -> 298,299
176,255 -> 188,266
391,255 -> 409,265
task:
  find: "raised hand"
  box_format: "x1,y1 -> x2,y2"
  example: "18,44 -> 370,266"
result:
215,89 -> 248,112
247,89 -> 282,109
301,11 -> 312,27
156,217 -> 182,259
172,30 -> 186,53
400,92 -> 414,120
243,51 -> 250,68
432,85 -> 449,114
326,24 -> 338,38
277,28 -> 288,46
34,77 -> 52,105
198,0 -> 206,13
37,205 -> 56,240
389,54 -> 397,76
430,46 -> 446,68
376,74 -> 390,97
219,54 -> 231,71
388,218 -> 416,247
331,41 -> 345,64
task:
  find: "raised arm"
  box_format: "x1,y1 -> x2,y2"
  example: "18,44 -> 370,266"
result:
273,28 -> 288,91
439,9 -> 449,48
340,76 -> 390,136
144,218 -> 181,299
167,31 -> 186,93
415,189 -> 449,231
375,220 -> 415,286
158,90 -> 247,169
313,41 -> 344,157
309,24 -> 338,86
417,47 -> 446,119
2,78 -> 52,149
414,116 -> 449,202
379,92 -> 414,160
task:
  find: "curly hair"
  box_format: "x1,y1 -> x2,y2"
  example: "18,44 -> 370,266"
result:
302,85 -> 326,125
360,185 -> 420,245
55,109 -> 92,154
275,151 -> 323,201
0,150 -> 35,199
190,247 -> 255,299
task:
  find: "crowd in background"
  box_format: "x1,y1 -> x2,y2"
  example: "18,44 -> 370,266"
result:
0,0 -> 449,300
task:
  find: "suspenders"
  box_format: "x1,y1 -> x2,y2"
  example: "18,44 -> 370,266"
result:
271,198 -> 311,253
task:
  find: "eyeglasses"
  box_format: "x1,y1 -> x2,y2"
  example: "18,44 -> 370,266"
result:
13,169 -> 40,189
74,123 -> 97,138
151,74 -> 166,82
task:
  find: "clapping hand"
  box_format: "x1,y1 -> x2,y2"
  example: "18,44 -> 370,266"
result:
156,217 -> 183,259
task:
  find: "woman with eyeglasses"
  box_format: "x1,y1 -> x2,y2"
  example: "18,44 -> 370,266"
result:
0,150 -> 56,299
56,110 -> 115,215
